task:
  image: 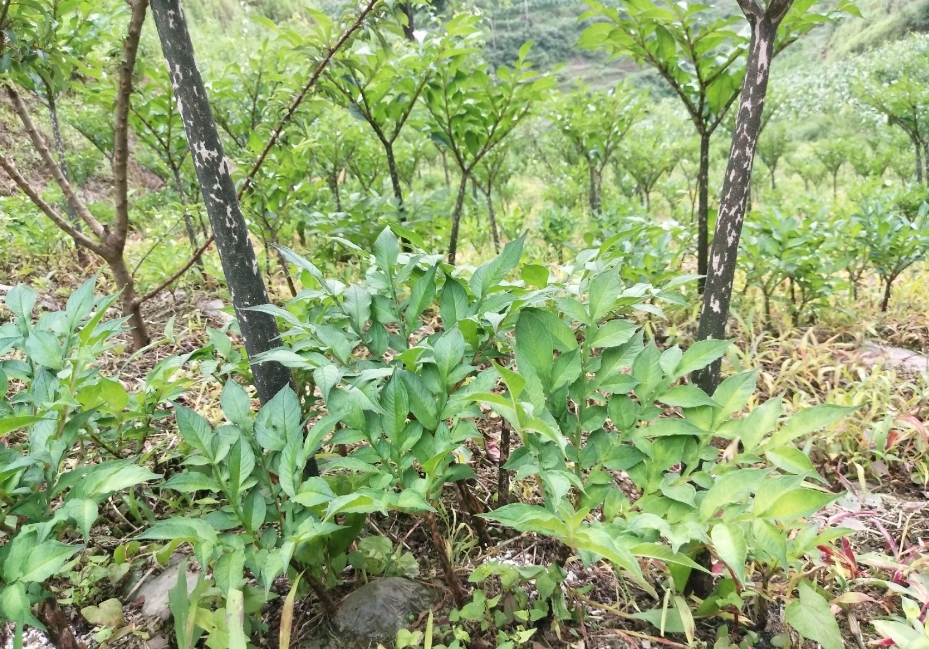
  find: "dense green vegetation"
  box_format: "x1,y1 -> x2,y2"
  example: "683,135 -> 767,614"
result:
1,0 -> 929,648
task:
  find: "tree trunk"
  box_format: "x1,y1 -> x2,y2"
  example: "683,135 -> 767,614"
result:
150,0 -> 318,476
447,171 -> 469,265
385,141 -> 405,214
588,162 -> 601,215
915,138 -> 923,184
881,276 -> 893,312
770,161 -> 777,190
328,172 -> 342,212
832,170 -> 838,199
923,142 -> 929,185
486,184 -> 500,252
108,252 -> 151,350
441,149 -> 450,189
694,1 -> 789,395
697,131 -> 711,293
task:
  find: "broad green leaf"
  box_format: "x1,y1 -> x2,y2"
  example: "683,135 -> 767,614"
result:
752,519 -> 788,569
174,405 -> 214,459
769,404 -> 854,447
765,447 -> 817,476
163,472 -> 222,493
62,499 -> 98,541
221,381 -> 253,432
785,582 -> 843,649
711,523 -> 747,587
589,319 -> 637,348
5,285 -> 36,320
213,551 -> 245,596
138,517 -> 219,544
0,582 -> 44,630
374,227 -> 399,275
0,415 -> 51,437
405,265 -> 437,324
480,503 -> 569,537
25,330 -> 63,370
762,488 -> 839,521
657,385 -> 718,408
80,598 -> 125,628
226,588 -> 248,649
588,270 -> 622,321
16,539 -> 81,583
381,375 -> 409,444
520,263 -> 549,288
700,468 -> 767,518
343,285 -> 372,334
674,339 -> 730,378
737,396 -> 782,453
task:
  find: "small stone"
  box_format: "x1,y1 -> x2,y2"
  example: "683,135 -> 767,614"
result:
130,556 -> 200,621
332,578 -> 434,644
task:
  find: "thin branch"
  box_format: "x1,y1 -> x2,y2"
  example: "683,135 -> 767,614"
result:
134,233 -> 213,306
3,84 -> 106,239
0,155 -> 104,254
112,0 -> 149,248
237,0 -> 380,200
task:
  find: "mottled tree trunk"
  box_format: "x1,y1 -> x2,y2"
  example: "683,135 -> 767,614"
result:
694,0 -> 792,395
171,166 -> 206,276
150,0 -> 318,476
697,131 -> 710,293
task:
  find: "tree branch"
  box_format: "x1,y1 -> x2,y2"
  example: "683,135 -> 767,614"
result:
3,84 -> 106,239
735,0 -> 763,22
236,0 -> 380,201
134,233 -> 214,306
0,155 -> 104,254
112,0 -> 149,250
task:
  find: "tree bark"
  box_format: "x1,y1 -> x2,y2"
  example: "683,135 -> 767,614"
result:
694,0 -> 791,395
171,166 -> 206,276
915,138 -> 924,184
881,277 -> 893,312
486,185 -> 500,253
923,142 -> 929,185
697,131 -> 711,292
447,171 -> 469,265
588,162 -> 602,215
150,0 -> 318,476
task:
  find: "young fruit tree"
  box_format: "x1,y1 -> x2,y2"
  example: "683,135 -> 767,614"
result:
693,0 -> 859,395
580,0 -> 748,290
424,34 -> 554,263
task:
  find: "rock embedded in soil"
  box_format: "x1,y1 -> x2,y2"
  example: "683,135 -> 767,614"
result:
332,578 -> 434,645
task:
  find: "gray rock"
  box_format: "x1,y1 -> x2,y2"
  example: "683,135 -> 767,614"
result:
130,556 -> 201,621
332,578 -> 434,644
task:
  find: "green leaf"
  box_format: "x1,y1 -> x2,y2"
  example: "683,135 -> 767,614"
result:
762,488 -> 839,521
213,550 -> 245,596
657,385 -> 719,408
711,523 -> 747,587
381,375 -> 409,444
785,582 -> 843,649
65,277 -> 97,328
400,370 -> 438,431
433,328 -> 465,381
138,517 -> 219,544
343,285 -> 372,334
471,233 -> 526,302
25,330 -> 63,370
0,582 -> 45,630
0,415 -> 52,438
480,503 -> 569,537
6,285 -> 36,321
521,263 -> 549,288
588,271 -> 622,321
752,519 -> 788,569
62,499 -> 98,541
765,447 -> 817,476
226,588 -> 248,649
228,438 -> 256,498
174,405 -> 215,459
738,396 -> 782,453
163,472 -> 223,493
221,381 -> 253,432
405,265 -> 437,324
589,319 -> 637,348
700,468 -> 767,518
16,539 -> 81,583
674,340 -> 731,378
374,227 -> 399,275
255,387 -> 302,452
769,404 -> 854,447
